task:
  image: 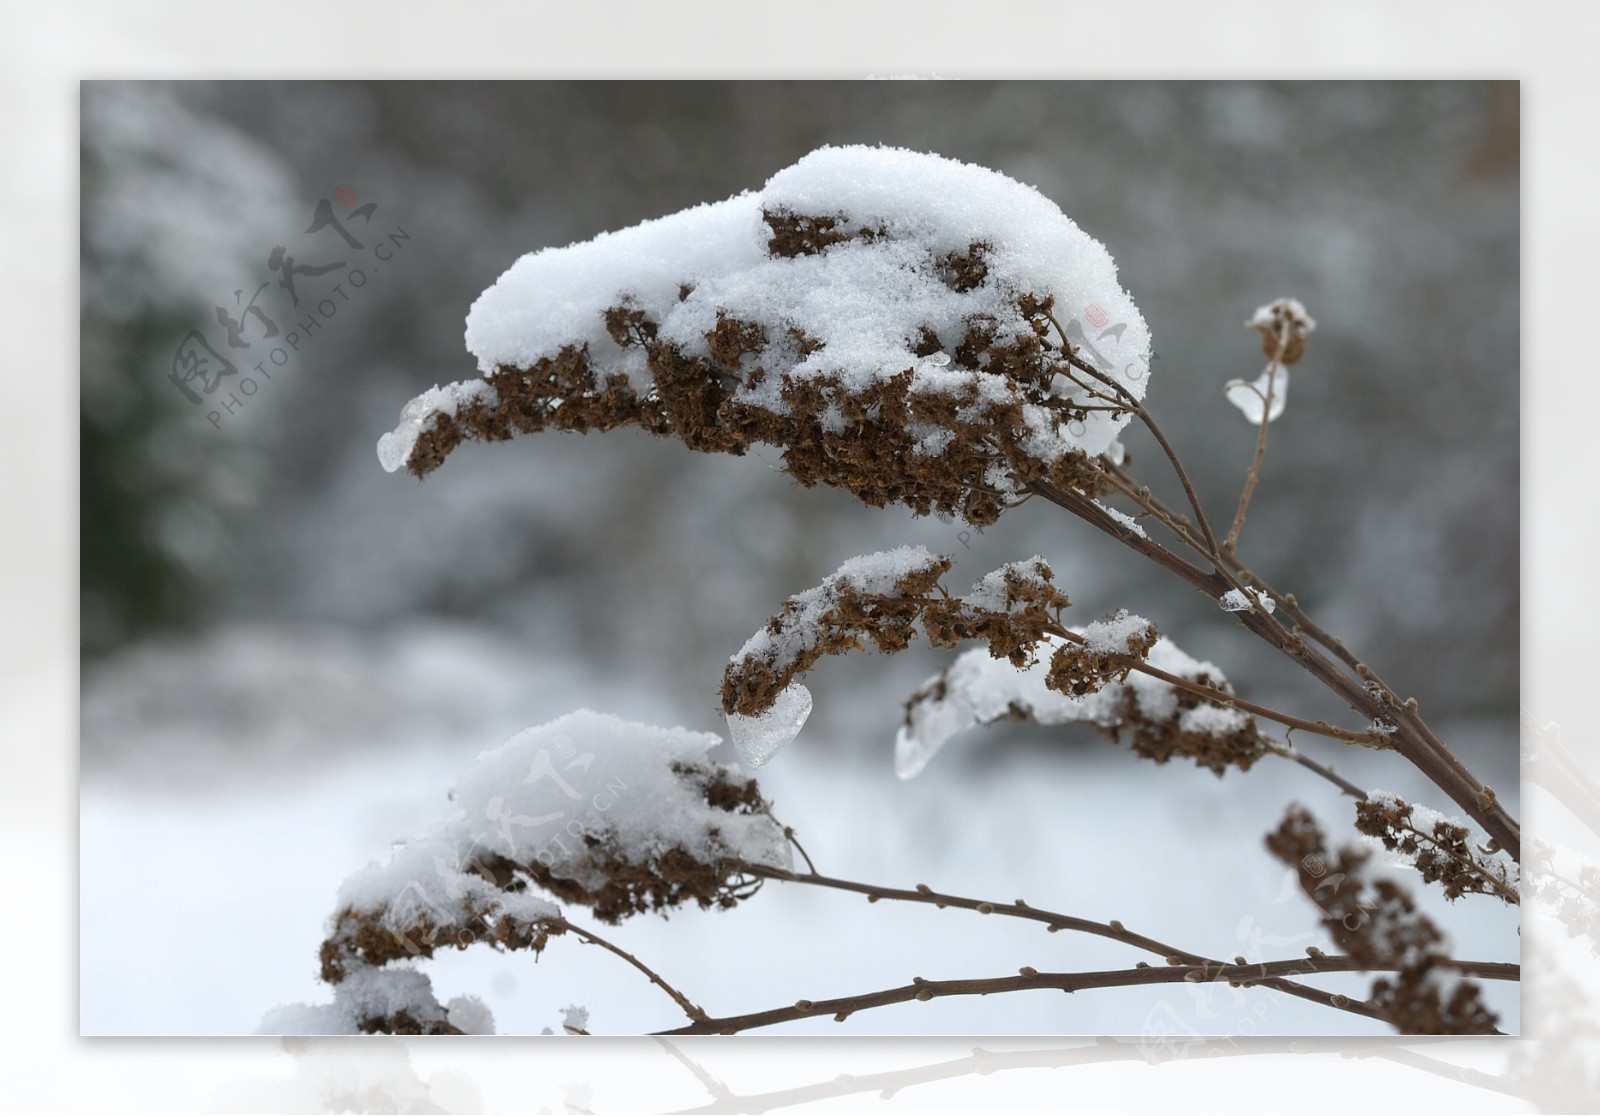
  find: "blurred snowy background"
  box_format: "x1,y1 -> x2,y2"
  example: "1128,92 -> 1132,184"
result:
80,81 -> 1519,1036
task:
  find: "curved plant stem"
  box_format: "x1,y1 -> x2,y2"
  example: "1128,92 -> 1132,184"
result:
730,864 -> 1514,1032
1224,360 -> 1280,554
557,918 -> 708,1023
1265,738 -> 1370,800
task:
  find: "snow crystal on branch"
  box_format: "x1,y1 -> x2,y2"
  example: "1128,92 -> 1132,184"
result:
1356,790 -> 1520,904
269,711 -> 791,1034
722,547 -> 1070,767
896,628 -> 1264,780
378,145 -> 1151,527
257,965 -> 495,1037
1219,587 -> 1275,614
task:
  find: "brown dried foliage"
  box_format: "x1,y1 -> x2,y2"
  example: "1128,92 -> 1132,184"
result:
1355,794 -> 1518,904
1096,673 -> 1268,777
1045,616 -> 1159,698
1249,297 -> 1314,366
318,762 -> 773,1024
721,556 -> 1070,719
403,216 -> 1111,528
1266,806 -> 1499,1034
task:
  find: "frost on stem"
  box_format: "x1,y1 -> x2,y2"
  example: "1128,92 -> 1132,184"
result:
1218,587 -> 1275,615
1266,806 -> 1499,1035
722,547 -> 1070,767
265,712 -> 790,1035
896,619 -> 1265,780
1356,790 -> 1520,904
377,145 -> 1151,527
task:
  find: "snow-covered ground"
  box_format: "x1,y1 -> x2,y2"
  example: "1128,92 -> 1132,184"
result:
80,621 -> 1520,1036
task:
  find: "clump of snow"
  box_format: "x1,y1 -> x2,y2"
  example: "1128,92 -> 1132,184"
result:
377,380 -> 498,472
1218,587 -> 1275,614
447,995 -> 497,1035
896,631 -> 1247,779
961,556 -> 1058,616
895,633 -> 1098,779
1081,609 -> 1155,655
334,819 -> 561,947
561,1004 -> 590,1034
264,711 -> 791,1035
452,711 -> 792,884
382,144 -> 1151,473
260,967 -> 481,1036
1364,789 -> 1520,895
1246,297 -> 1316,333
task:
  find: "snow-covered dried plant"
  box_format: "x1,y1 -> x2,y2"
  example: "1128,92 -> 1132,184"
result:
271,146 -> 1520,1036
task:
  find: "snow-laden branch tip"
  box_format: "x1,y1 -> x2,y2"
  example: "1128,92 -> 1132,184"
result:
722,547 -> 1070,768
262,711 -> 791,1035
376,145 -> 1151,528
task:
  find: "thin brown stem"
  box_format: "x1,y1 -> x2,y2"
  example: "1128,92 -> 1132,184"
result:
737,864 -> 1513,1032
1045,311 -> 1222,558
1224,361 -> 1280,553
558,918 -> 708,1023
784,826 -> 819,876
1027,477 -> 1522,860
1264,737 -> 1370,799
655,955 -> 1516,1036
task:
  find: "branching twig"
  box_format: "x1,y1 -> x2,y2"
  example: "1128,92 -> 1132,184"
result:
1026,476 -> 1522,861
733,863 -> 1512,1029
1045,310 -> 1223,560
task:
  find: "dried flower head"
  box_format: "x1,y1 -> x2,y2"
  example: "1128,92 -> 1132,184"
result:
1246,296 -> 1316,366
722,547 -> 1070,767
378,146 -> 1155,528
1355,790 -> 1520,904
1266,806 -> 1499,1035
1046,609 -> 1159,697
